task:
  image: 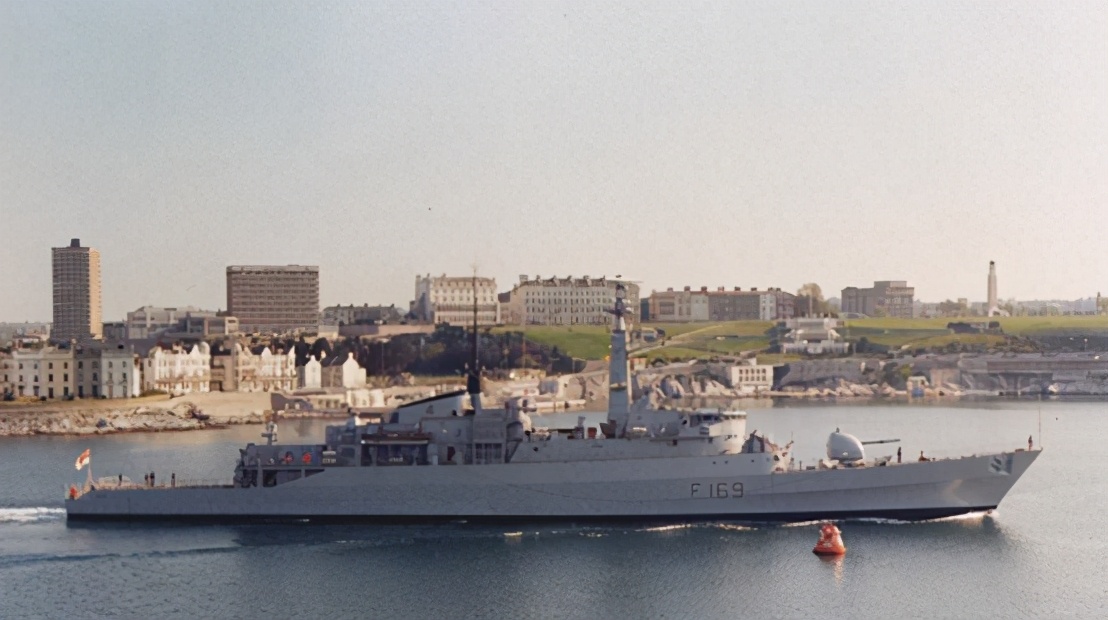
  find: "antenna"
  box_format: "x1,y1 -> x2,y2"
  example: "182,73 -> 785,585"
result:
467,263 -> 481,407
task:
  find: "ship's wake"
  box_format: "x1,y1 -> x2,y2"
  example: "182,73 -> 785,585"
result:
0,507 -> 66,524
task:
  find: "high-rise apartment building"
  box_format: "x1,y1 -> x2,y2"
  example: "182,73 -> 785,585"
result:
226,265 -> 320,334
52,238 -> 102,342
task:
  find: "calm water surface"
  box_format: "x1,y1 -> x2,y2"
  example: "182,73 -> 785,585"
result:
1,401 -> 1105,619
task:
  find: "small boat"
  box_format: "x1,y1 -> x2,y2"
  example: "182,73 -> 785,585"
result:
190,410 -> 211,421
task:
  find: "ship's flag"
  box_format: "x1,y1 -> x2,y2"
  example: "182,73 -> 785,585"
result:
75,448 -> 90,471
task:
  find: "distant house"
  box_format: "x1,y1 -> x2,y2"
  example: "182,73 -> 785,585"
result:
321,352 -> 367,389
297,355 -> 322,389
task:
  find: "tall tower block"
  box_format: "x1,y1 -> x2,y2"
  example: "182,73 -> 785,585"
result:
987,261 -> 999,317
52,238 -> 102,342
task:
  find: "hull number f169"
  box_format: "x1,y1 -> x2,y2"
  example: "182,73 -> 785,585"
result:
691,482 -> 744,499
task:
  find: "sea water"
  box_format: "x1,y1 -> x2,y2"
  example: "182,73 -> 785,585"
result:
1,401 -> 1104,619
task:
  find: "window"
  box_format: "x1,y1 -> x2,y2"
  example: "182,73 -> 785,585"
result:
49,363 -> 53,370
64,374 -> 68,382
78,361 -> 83,369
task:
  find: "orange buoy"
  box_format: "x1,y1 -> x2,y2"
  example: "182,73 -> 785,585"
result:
813,523 -> 846,556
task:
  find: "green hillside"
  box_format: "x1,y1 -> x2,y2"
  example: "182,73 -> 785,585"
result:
490,315 -> 1108,361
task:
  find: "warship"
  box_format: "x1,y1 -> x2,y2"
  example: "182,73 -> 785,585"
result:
66,283 -> 1040,523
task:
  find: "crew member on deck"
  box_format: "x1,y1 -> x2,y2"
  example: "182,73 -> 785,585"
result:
897,447 -> 902,463
1028,435 -> 1033,450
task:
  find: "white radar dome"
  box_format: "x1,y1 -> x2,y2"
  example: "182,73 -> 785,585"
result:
826,430 -> 865,462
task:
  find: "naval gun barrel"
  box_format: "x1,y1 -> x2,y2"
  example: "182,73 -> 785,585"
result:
860,438 -> 900,445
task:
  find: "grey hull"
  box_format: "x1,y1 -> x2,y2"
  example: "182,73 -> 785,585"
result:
66,449 -> 1039,524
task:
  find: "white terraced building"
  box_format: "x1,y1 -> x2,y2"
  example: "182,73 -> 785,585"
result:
1,345 -> 140,400
143,343 -> 211,395
210,343 -> 297,392
412,274 -> 500,326
504,276 -> 640,326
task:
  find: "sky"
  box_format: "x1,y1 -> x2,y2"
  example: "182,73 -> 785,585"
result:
1,1 -> 1106,321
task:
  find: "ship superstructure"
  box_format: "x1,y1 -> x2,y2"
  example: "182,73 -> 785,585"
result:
66,284 -> 1039,523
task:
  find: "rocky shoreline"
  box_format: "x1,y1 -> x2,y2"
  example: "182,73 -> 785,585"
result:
0,400 -> 265,437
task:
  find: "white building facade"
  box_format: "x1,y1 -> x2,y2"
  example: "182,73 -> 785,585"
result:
76,345 -> 140,399
648,287 -> 710,322
506,276 -> 640,326
217,344 -> 297,392
2,346 -> 140,400
6,347 -> 76,399
143,343 -> 212,395
710,358 -> 775,393
0,354 -> 12,396
650,287 -> 794,322
413,274 -> 500,326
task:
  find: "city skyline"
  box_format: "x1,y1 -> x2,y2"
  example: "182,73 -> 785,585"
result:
3,2 -> 1106,321
3,247 -> 1101,324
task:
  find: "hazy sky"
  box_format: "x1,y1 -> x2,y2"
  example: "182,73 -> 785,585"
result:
2,1 -> 1106,321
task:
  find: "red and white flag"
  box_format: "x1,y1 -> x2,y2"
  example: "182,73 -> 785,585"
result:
75,448 -> 90,471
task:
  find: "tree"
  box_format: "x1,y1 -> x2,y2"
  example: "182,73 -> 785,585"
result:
795,283 -> 832,317
309,338 -> 332,361
798,283 -> 824,300
937,299 -> 966,317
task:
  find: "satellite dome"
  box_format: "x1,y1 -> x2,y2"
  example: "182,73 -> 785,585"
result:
826,430 -> 865,462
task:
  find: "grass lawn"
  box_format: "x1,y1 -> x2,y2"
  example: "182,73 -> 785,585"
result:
904,334 -> 1009,349
489,315 -> 1108,361
641,323 -> 718,338
842,316 -> 1108,350
492,325 -> 612,360
845,315 -> 1108,334
632,346 -> 711,361
755,353 -> 805,365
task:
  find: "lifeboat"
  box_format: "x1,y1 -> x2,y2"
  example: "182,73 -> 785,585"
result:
813,523 -> 846,555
